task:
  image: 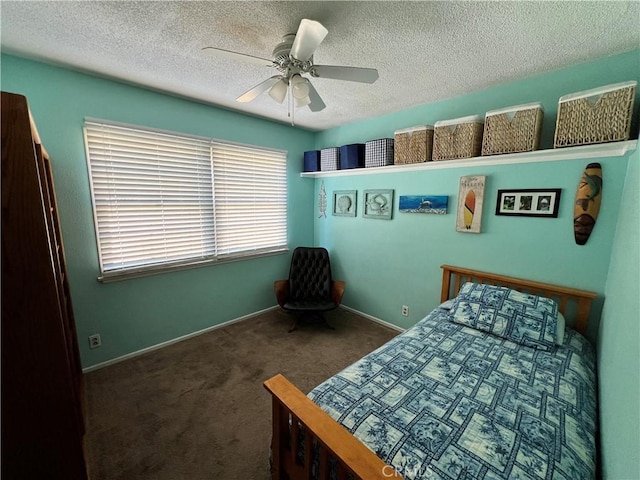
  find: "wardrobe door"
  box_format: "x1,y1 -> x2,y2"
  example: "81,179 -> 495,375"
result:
1,91 -> 88,479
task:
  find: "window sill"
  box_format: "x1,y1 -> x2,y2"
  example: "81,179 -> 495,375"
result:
300,140 -> 637,178
97,248 -> 289,283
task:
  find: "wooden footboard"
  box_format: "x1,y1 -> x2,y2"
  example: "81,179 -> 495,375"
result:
263,374 -> 398,480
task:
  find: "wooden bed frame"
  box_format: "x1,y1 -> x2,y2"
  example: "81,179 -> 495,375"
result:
263,265 -> 598,480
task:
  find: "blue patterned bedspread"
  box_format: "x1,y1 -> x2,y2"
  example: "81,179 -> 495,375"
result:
308,307 -> 597,479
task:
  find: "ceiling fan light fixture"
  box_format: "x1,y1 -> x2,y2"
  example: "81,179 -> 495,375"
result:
294,95 -> 311,107
291,74 -> 310,100
268,78 -> 288,103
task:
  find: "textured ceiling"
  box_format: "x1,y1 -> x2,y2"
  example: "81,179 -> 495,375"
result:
1,1 -> 639,131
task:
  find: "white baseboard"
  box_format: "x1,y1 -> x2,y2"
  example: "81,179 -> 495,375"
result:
83,304 -> 403,373
339,305 -> 405,333
82,305 -> 280,373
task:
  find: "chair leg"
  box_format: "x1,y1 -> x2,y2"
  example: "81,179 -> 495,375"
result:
288,318 -> 298,333
316,312 -> 334,330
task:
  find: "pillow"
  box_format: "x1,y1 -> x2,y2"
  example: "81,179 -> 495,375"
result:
448,282 -> 559,351
439,299 -> 454,310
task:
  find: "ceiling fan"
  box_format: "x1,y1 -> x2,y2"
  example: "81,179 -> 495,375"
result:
203,19 -> 378,121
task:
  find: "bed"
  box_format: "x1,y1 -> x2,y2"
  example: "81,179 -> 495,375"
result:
264,265 -> 598,480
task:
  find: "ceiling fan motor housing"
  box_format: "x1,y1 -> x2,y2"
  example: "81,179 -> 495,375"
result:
272,34 -> 294,70
272,34 -> 312,74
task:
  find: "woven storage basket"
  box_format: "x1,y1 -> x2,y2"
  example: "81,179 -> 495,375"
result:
554,81 -> 636,148
394,125 -> 434,164
481,103 -> 543,156
365,138 -> 394,167
433,115 -> 484,161
320,147 -> 340,171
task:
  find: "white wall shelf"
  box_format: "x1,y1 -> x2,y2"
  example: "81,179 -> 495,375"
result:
300,140 -> 637,178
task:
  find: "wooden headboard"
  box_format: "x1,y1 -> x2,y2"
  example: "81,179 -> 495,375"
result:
440,265 -> 598,335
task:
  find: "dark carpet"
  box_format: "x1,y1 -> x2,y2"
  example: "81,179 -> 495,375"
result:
83,307 -> 399,480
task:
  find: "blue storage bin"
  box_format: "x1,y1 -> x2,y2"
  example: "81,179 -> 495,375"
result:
303,150 -> 321,172
339,144 -> 365,169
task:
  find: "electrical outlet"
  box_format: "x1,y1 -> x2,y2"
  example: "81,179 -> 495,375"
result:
401,305 -> 409,317
88,334 -> 101,349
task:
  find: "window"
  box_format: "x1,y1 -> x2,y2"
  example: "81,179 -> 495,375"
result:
84,120 -> 287,281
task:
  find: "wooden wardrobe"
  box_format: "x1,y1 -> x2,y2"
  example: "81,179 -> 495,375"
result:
1,92 -> 89,479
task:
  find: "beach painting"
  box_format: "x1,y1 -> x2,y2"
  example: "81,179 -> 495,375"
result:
399,195 -> 448,214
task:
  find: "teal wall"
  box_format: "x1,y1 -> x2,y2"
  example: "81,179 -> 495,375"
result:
314,50 -> 639,340
313,157 -> 629,338
598,147 -> 640,479
312,49 -> 640,479
1,54 -> 316,368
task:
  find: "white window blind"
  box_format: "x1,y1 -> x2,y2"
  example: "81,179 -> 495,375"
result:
84,120 -> 287,280
212,141 -> 287,257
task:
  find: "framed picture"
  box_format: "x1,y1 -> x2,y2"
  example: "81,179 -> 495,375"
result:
456,175 -> 486,233
495,188 -> 562,217
399,195 -> 448,214
332,190 -> 357,217
363,189 -> 394,220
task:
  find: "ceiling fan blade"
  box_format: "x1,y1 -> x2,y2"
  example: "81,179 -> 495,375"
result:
307,81 -> 326,112
236,76 -> 281,103
202,47 -> 274,67
312,65 -> 379,84
290,19 -> 328,62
